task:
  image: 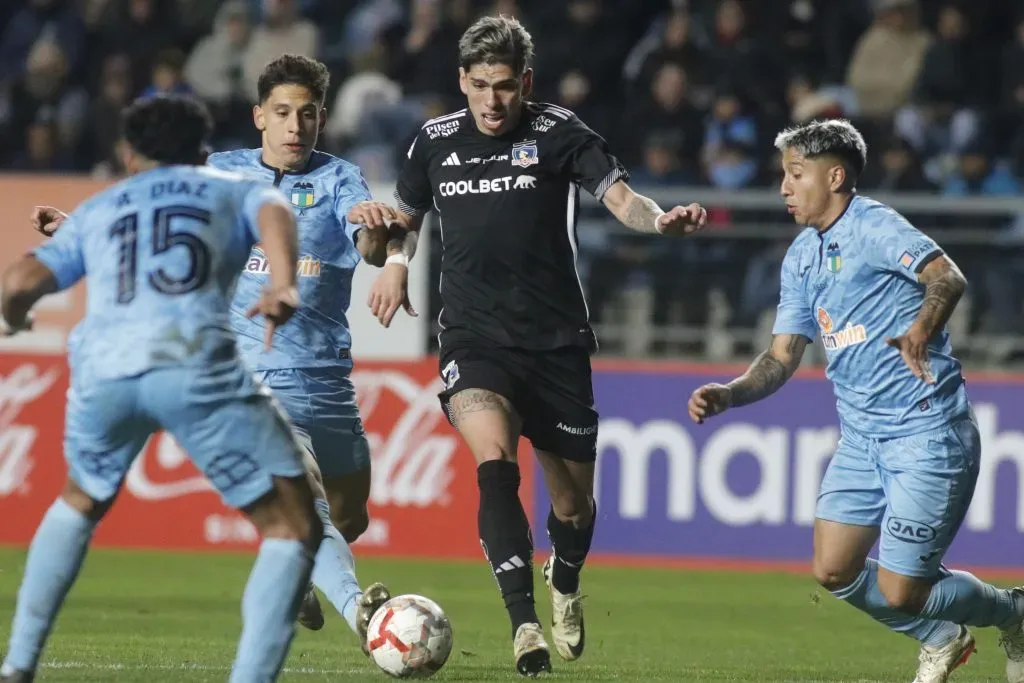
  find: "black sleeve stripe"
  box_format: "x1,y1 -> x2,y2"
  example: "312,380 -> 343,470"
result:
594,167 -> 627,201
914,248 -> 944,274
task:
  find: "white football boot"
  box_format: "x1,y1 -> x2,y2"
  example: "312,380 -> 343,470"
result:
911,625 -> 975,683
513,622 -> 552,677
1000,588 -> 1024,683
541,555 -> 585,661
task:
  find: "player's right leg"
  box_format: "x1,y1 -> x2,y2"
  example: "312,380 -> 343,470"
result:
2,378 -> 153,682
438,346 -> 551,677
143,363 -> 322,683
251,368 -> 382,642
813,430 -> 972,683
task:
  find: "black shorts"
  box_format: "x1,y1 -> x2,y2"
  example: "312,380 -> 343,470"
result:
437,343 -> 598,462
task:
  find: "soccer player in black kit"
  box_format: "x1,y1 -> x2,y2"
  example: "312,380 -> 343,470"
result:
369,15 -> 707,677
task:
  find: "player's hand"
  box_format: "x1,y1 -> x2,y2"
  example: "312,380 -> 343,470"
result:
688,383 -> 732,424
886,327 -> 936,384
0,314 -> 33,337
347,201 -> 397,231
31,206 -> 67,237
245,286 -> 300,350
368,262 -> 417,328
657,203 -> 707,237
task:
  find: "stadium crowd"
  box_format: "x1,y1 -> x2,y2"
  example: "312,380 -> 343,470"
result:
2,0 -> 1024,357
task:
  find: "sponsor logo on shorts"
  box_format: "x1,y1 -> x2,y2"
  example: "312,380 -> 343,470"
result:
886,517 -> 937,544
556,421 -> 597,436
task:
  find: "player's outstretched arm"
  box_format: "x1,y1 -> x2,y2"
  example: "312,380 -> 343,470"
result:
688,334 -> 809,423
246,202 -> 301,350
1,257 -> 58,335
349,201 -> 401,267
600,180 -> 707,237
366,211 -> 423,328
885,255 -> 966,384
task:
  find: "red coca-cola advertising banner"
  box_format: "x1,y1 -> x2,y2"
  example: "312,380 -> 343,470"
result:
0,354 -> 532,559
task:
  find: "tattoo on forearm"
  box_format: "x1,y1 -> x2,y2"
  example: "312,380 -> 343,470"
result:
621,195 -> 663,233
916,273 -> 963,338
449,389 -> 514,428
727,344 -> 798,407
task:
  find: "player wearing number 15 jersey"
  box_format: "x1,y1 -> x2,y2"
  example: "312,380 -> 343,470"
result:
0,95 -> 317,683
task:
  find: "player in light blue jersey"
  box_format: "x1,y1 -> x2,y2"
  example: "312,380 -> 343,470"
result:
31,55 -> 400,652
689,119 -> 1024,683
0,96 -> 317,683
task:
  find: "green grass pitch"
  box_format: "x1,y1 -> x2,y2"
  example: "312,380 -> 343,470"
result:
0,547 -> 1016,682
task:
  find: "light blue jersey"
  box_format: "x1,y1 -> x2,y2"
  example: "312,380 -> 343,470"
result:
34,165 -> 288,385
206,149 -> 372,477
207,149 -> 372,372
30,164 -> 306,510
773,195 -> 969,438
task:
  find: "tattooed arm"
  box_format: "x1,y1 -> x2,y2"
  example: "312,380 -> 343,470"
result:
600,180 -> 706,236
911,255 -> 966,339
688,334 -> 809,423
884,254 -> 966,384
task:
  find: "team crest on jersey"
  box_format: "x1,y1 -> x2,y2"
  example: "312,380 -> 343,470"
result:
825,241 -> 842,273
511,140 -> 539,167
290,181 -> 315,208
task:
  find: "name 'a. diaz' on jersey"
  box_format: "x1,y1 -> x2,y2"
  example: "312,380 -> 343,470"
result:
31,165 -> 286,383
395,102 -> 629,351
207,149 -> 372,371
772,195 -> 969,438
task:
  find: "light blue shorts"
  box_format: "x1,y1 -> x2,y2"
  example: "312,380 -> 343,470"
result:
816,412 -> 981,578
252,367 -> 370,478
65,360 -> 306,509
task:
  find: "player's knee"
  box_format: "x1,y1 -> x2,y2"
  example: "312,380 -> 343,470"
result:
245,476 -> 323,552
549,491 -> 593,529
811,560 -> 862,592
878,574 -> 930,614
334,507 -> 369,544
60,479 -> 112,522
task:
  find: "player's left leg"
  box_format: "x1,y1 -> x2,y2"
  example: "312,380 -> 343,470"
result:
285,368 -> 389,649
2,378 -> 153,682
873,412 -> 1024,682
521,347 -> 599,663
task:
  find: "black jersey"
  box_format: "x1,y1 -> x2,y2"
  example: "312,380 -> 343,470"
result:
395,101 -> 628,352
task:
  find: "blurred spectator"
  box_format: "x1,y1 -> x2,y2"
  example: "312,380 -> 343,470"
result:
533,0 -> 629,100
630,132 -> 695,186
388,0 -> 468,106
1000,16 -> 1024,165
0,0 -> 86,85
242,0 -> 319,103
621,61 -> 703,175
786,72 -> 859,123
894,4 -> 982,177
140,48 -> 193,99
84,53 -> 132,176
9,116 -> 77,172
860,136 -> 937,192
98,0 -> 182,97
942,142 -> 1021,196
624,9 -> 710,107
846,0 -> 930,119
702,87 -> 757,179
185,1 -> 252,106
704,0 -> 783,113
2,38 -> 88,169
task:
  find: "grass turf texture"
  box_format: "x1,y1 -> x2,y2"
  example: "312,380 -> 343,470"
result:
0,547 -> 1017,682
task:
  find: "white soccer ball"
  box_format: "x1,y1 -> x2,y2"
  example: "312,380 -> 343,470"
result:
366,594 -> 453,678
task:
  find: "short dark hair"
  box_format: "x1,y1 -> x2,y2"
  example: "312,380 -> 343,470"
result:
774,119 -> 868,182
458,15 -> 534,75
257,54 -> 330,105
121,95 -> 212,165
